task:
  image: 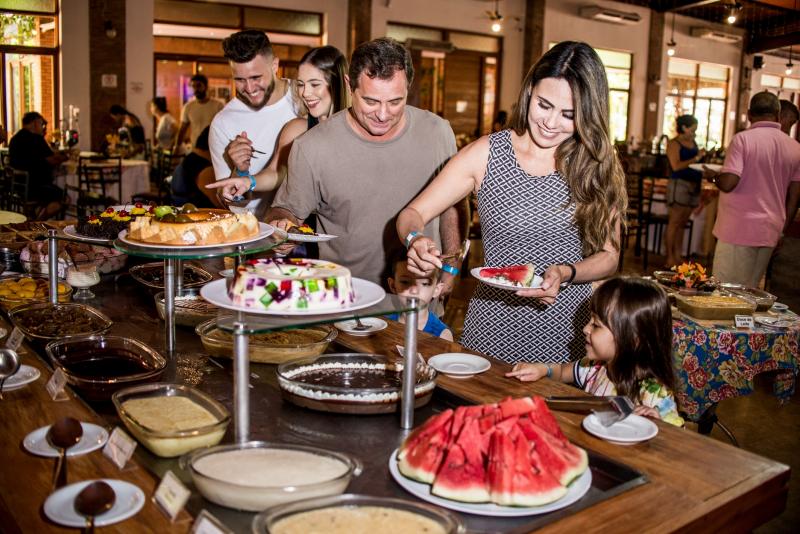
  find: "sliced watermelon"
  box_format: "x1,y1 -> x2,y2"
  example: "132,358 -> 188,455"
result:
432,418 -> 490,503
517,418 -> 589,486
488,428 -> 566,506
499,396 -> 536,419
480,263 -> 536,287
527,396 -> 568,441
398,409 -> 453,461
398,425 -> 450,484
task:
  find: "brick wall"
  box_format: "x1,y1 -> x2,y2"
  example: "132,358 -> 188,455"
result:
89,0 -> 126,151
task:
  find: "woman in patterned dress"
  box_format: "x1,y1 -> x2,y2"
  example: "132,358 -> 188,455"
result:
396,41 -> 626,364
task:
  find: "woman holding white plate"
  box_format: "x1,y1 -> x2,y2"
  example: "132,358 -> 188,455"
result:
397,42 -> 625,364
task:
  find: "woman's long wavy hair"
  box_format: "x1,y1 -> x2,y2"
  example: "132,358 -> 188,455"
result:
509,41 -> 627,256
591,277 -> 676,402
297,45 -> 350,118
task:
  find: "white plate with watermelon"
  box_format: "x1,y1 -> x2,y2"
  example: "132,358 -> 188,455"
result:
471,264 -> 543,291
390,397 -> 593,517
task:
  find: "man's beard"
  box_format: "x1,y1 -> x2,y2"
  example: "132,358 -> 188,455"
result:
237,77 -> 276,110
194,90 -> 207,100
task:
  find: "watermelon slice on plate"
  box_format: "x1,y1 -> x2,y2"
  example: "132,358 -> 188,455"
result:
472,264 -> 543,290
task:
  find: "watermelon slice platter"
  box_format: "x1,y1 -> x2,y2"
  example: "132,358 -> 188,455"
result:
390,396 -> 592,516
472,264 -> 544,290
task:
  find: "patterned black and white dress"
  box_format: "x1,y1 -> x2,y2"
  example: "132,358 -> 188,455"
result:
460,130 -> 592,364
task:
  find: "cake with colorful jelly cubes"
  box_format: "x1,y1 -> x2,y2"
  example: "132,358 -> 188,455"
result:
228,258 -> 355,311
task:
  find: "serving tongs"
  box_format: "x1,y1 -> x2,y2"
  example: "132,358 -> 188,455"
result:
546,395 -> 634,427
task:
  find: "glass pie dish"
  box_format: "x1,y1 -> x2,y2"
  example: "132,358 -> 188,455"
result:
181,441 -> 362,512
718,283 -> 777,312
45,335 -> 166,401
251,494 -> 465,534
276,353 -> 438,414
9,302 -> 109,344
112,383 -> 230,457
195,319 -> 337,364
129,261 -> 212,290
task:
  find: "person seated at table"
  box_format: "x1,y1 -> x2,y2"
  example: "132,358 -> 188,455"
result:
109,104 -> 146,159
8,111 -> 69,219
149,97 -> 177,151
665,114 -> 705,268
385,251 -> 453,341
170,127 -> 220,209
506,277 -> 684,427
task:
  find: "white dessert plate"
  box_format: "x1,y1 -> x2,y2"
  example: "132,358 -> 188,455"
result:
117,222 -> 274,249
3,364 -> 41,391
43,479 -> 145,528
24,422 -> 109,457
63,225 -> 114,244
689,163 -> 722,173
286,232 -> 338,243
389,449 -> 591,517
582,413 -> 658,444
428,353 -> 490,378
334,317 -> 388,336
470,267 -> 543,291
200,277 -> 386,316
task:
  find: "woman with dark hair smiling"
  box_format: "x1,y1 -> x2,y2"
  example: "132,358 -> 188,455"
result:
397,41 -> 626,364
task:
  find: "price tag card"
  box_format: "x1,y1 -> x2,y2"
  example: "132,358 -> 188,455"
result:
191,509 -> 234,534
45,368 -> 70,401
154,470 -> 191,522
5,327 -> 23,351
103,426 -> 137,469
735,315 -> 755,329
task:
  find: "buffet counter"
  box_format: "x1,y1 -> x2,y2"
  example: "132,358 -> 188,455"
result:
0,270 -> 791,533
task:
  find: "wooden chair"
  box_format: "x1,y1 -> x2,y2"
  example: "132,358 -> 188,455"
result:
648,178 -> 694,263
619,173 -> 652,272
2,167 -> 40,218
141,149 -> 183,203
69,156 -> 123,217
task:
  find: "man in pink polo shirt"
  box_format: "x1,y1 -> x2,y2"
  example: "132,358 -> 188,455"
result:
709,91 -> 800,287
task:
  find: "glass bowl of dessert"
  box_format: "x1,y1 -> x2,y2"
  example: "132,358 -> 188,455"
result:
154,289 -> 218,327
276,353 -> 438,414
129,261 -> 212,290
181,441 -> 362,512
252,494 -> 465,534
67,264 -> 101,300
44,335 -> 165,401
9,302 -> 109,346
195,319 -> 337,364
112,383 -> 230,457
0,275 -> 72,311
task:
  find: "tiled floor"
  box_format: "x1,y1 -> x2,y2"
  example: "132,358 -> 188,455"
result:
443,239 -> 797,532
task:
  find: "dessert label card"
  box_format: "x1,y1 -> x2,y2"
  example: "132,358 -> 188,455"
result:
735,315 -> 755,329
5,327 -> 23,351
45,368 -> 69,401
103,426 -> 137,469
191,510 -> 233,534
154,470 -> 191,522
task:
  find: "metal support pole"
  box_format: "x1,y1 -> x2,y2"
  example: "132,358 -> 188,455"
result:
175,258 -> 183,296
164,258 -> 176,356
47,230 -> 58,305
234,245 -> 245,270
233,312 -> 250,443
401,297 -> 419,429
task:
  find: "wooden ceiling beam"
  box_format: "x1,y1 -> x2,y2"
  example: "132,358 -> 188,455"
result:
747,30 -> 800,53
667,0 -> 723,12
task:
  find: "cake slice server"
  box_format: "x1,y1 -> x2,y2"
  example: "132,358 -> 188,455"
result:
545,395 -> 635,427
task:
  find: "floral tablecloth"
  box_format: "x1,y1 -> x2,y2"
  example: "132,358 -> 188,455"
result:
673,317 -> 799,421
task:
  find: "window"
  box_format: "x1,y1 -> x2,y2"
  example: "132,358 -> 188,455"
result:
663,58 -> 730,150
0,7 -> 59,137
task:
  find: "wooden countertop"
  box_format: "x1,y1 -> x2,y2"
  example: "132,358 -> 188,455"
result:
334,320 -> 791,533
0,319 -> 193,533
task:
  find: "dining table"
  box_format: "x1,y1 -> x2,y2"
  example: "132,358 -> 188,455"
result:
0,266 -> 791,532
56,159 -> 150,206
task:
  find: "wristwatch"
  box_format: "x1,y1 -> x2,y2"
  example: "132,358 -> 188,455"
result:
235,169 -> 257,191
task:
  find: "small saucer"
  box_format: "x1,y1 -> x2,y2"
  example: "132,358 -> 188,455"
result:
24,422 -> 109,458
582,413 -> 658,444
771,302 -> 789,313
334,317 -> 388,336
3,365 -> 41,391
44,479 -> 145,528
428,353 -> 491,378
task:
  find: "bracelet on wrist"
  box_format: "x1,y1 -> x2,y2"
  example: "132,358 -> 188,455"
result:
559,263 -> 576,286
441,264 -> 460,276
234,169 -> 256,191
545,365 -> 553,378
404,231 -> 421,249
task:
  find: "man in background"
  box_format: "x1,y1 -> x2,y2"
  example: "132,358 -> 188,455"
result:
779,99 -> 799,137
173,74 -> 223,153
708,91 -> 800,287
8,112 -> 68,219
208,29 -> 298,214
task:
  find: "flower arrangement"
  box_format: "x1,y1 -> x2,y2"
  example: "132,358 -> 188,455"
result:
670,261 -> 708,288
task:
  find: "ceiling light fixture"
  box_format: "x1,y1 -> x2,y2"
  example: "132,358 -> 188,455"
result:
487,1 -> 504,33
666,12 -> 677,57
726,2 -> 742,25
787,47 -> 794,75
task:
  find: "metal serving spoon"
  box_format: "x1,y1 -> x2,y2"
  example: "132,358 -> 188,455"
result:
47,416 -> 83,489
0,348 -> 21,400
74,480 -> 116,534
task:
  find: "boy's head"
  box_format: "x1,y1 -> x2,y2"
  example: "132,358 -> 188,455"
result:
387,253 -> 443,305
